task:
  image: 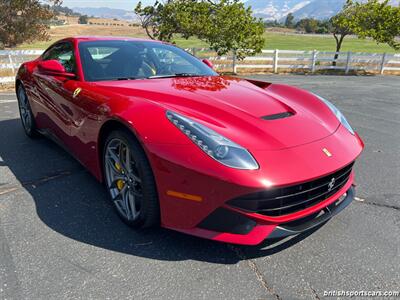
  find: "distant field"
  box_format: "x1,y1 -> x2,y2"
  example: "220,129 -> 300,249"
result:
17,24 -> 147,49
17,24 -> 398,54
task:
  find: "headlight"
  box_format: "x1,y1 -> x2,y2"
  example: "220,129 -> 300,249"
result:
166,111 -> 259,170
315,94 -> 355,135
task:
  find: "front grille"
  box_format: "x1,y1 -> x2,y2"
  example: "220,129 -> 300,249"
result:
228,162 -> 354,216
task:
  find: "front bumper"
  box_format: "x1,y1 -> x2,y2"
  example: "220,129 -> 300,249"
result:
146,125 -> 363,245
167,175 -> 355,245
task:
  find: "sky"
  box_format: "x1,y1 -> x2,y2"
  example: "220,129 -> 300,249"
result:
60,0 -> 156,10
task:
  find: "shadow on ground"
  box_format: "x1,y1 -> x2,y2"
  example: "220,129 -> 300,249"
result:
0,118 -> 325,264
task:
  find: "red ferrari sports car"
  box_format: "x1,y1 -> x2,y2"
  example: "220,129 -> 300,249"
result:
16,37 -> 363,245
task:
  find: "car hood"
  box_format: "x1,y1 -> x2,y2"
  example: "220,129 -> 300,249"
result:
94,76 -> 340,150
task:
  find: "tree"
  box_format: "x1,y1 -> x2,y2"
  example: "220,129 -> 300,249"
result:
295,18 -> 319,33
52,5 -> 80,16
315,20 -> 331,34
330,0 -> 400,65
0,0 -> 61,48
284,13 -> 295,28
330,0 -> 362,64
205,0 -> 265,59
264,20 -> 281,28
78,15 -> 89,24
135,0 -> 265,59
354,0 -> 400,50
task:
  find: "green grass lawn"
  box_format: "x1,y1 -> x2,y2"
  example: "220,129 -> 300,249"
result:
17,40 -> 56,49
174,32 -> 398,53
18,30 -> 398,54
261,32 -> 397,53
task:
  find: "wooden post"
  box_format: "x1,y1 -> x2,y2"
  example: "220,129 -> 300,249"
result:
232,50 -> 237,74
8,53 -> 15,74
345,51 -> 352,74
192,48 -> 196,57
273,49 -> 279,74
311,50 -> 317,73
380,52 -> 387,75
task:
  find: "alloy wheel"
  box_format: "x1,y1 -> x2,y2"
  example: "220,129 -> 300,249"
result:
17,86 -> 32,132
104,138 -> 143,221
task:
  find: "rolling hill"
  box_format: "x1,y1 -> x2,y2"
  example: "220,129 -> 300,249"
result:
72,7 -> 138,21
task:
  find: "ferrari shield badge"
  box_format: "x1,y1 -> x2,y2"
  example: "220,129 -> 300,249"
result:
322,148 -> 332,157
73,87 -> 82,98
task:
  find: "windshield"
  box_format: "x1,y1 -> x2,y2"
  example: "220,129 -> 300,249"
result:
78,40 -> 217,82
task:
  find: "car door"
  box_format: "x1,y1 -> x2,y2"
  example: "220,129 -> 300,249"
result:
33,41 -> 81,143
62,45 -> 112,173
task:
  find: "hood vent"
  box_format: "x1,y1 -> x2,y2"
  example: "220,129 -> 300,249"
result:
261,112 -> 294,121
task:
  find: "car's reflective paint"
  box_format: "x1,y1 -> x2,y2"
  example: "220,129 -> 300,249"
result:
16,37 -> 363,245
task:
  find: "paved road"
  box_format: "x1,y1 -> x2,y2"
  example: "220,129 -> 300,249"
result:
0,75 -> 399,300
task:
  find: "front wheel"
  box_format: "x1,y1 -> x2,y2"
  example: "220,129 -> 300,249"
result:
17,84 -> 38,137
103,130 -> 160,228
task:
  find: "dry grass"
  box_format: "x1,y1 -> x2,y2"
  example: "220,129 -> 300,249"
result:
57,16 -> 133,26
0,83 -> 14,91
0,69 -> 15,91
17,24 -> 147,49
0,69 -> 14,77
88,18 -> 133,26
50,24 -> 145,39
57,15 -> 79,24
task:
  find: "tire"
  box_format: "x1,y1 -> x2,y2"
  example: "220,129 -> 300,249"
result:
103,129 -> 160,228
17,84 -> 39,138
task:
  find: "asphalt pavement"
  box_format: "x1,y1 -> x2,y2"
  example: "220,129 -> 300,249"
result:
0,75 -> 399,299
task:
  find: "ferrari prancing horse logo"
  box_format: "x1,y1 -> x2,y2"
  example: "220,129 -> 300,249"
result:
328,178 -> 336,192
322,148 -> 332,157
73,87 -> 82,98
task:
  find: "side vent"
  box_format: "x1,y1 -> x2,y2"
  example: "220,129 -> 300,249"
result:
261,112 -> 294,120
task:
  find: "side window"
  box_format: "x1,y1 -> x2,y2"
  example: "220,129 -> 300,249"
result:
42,42 -> 76,74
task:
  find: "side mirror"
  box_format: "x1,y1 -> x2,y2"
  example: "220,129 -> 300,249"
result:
202,59 -> 214,69
37,60 -> 75,78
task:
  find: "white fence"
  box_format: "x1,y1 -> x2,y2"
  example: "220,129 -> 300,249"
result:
188,49 -> 400,75
0,50 -> 43,83
1,48 -> 400,84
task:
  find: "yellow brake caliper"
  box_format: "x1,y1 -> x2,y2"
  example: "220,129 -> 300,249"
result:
115,162 -> 125,190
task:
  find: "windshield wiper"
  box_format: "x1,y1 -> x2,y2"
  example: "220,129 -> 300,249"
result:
113,77 -> 140,81
147,73 -> 202,79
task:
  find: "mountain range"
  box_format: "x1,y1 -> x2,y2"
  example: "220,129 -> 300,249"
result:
71,0 -> 400,22
244,0 -> 400,21
72,7 -> 138,21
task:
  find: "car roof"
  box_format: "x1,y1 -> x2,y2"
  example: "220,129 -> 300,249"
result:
61,36 -> 164,44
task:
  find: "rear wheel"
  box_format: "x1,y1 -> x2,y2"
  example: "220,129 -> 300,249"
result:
103,130 -> 160,228
17,84 -> 38,137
